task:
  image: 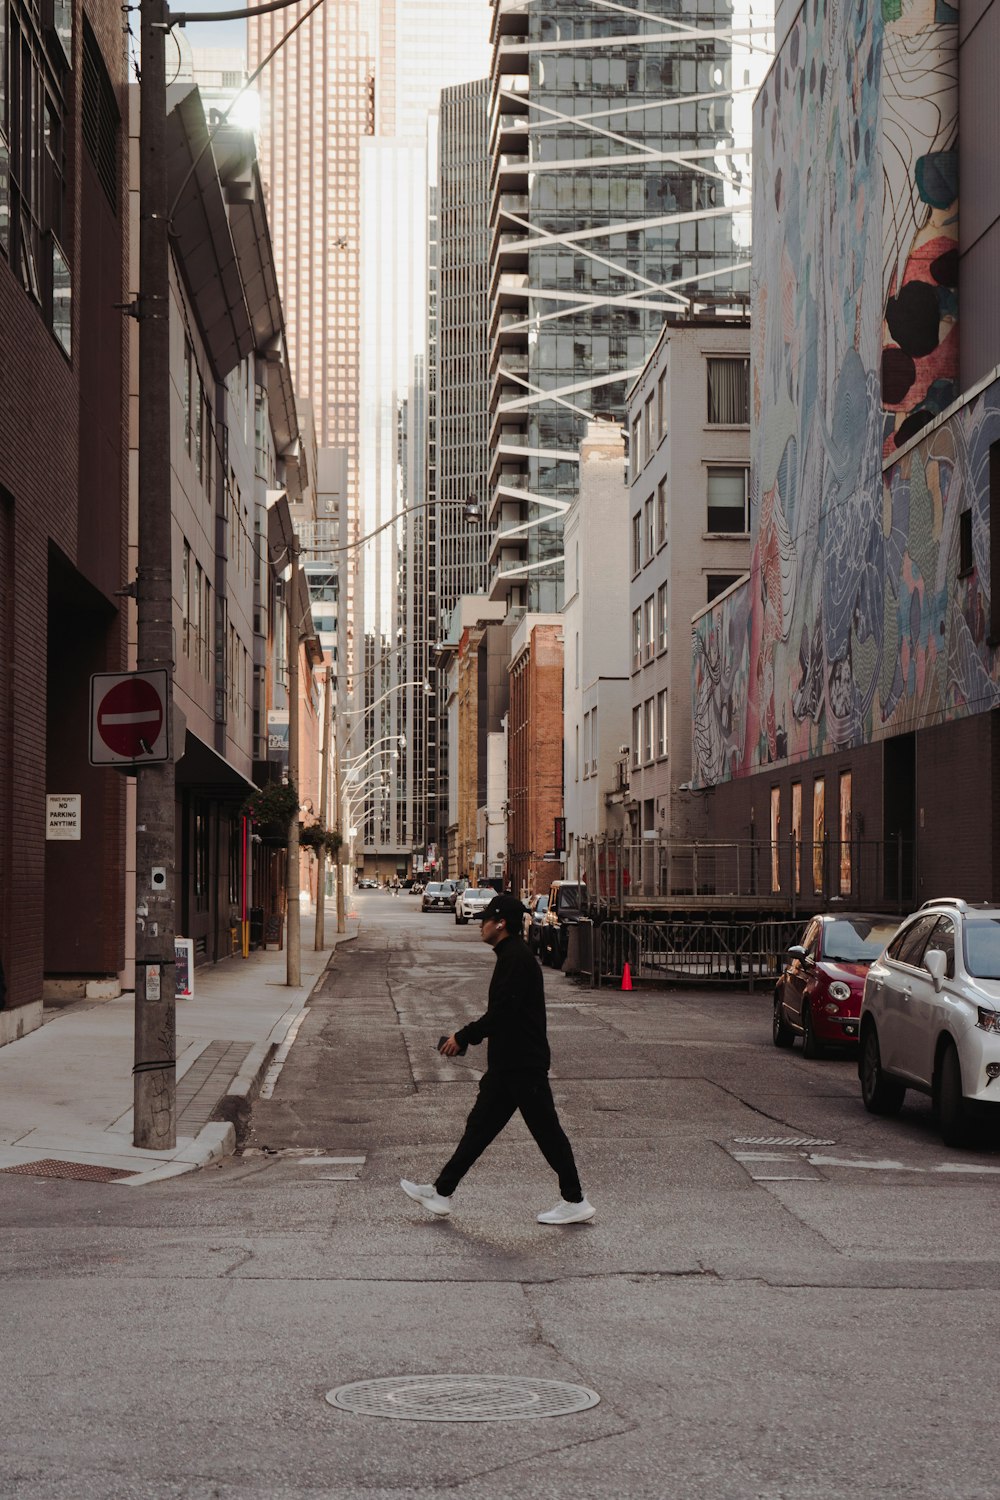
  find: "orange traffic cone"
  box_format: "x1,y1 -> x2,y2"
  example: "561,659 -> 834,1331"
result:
621,962 -> 633,991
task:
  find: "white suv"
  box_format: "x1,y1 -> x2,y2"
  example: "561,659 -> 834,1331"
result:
455,887 -> 494,925
859,898 -> 1000,1145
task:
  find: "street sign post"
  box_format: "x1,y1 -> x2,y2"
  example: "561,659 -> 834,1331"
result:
89,671 -> 170,767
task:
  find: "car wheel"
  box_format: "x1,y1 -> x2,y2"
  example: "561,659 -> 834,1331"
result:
936,1041 -> 972,1148
802,1002 -> 825,1060
859,1023 -> 905,1116
772,991 -> 795,1049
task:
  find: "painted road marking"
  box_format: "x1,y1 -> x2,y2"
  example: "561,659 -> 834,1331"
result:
728,1141 -> 1000,1180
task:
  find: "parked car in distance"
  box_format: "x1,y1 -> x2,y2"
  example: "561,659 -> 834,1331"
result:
421,880 -> 457,913
358,877 -> 377,889
540,880 -> 584,967
410,881 -> 425,896
455,887 -> 494,924
523,894 -> 549,955
859,897 -> 1000,1146
773,913 -> 900,1057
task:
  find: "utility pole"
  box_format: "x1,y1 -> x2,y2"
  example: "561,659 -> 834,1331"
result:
315,663 -> 332,950
286,547 -> 302,986
134,0 -> 176,1148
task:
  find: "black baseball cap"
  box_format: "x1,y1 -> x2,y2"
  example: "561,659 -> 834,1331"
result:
479,894 -> 525,930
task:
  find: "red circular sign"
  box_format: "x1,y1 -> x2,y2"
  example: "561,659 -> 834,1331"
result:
97,677 -> 164,759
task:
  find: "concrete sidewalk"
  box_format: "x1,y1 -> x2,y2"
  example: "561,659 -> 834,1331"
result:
0,905 -> 359,1187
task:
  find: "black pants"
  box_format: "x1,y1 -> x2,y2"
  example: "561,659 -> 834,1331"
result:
435,1070 -> 583,1202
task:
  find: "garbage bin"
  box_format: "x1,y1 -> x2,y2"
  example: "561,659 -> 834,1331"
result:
565,918 -> 592,977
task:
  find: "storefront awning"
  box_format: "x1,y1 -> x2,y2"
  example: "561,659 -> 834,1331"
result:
175,729 -> 256,802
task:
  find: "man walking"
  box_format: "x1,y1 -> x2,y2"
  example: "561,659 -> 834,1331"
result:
400,893 -> 595,1225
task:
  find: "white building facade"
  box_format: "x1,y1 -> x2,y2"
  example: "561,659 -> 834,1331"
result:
562,423 -> 631,876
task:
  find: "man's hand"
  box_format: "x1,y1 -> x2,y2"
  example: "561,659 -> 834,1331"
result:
439,1034 -> 462,1057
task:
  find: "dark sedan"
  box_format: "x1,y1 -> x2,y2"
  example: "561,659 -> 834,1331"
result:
773,913 -> 900,1057
421,880 -> 457,913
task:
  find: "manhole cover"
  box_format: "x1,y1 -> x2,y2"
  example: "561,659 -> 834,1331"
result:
325,1374 -> 600,1423
733,1137 -> 835,1147
0,1158 -> 132,1182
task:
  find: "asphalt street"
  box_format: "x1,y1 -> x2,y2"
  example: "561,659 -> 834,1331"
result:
3,890 -> 1000,1500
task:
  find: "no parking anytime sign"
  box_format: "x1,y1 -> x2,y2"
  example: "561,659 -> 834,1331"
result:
89,670 -> 170,766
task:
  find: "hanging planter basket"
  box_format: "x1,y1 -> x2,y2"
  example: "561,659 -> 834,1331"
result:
242,780 -> 299,841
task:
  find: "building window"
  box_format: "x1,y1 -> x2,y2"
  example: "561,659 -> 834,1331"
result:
791,781 -> 802,895
643,697 -> 654,764
578,717 -> 585,781
657,368 -> 667,439
643,595 -> 655,662
590,705 -> 598,774
770,785 -> 781,893
707,573 -> 740,603
644,394 -> 655,458
707,467 -> 749,533
644,497 -> 655,560
181,540 -> 191,655
632,704 -> 642,768
630,415 -> 641,474
631,511 -> 642,574
812,776 -> 825,893
656,477 -> 667,548
839,770 -> 852,895
959,508 -> 973,577
656,688 -> 668,758
707,356 -> 749,424
3,0 -> 76,349
183,337 -> 193,453
631,606 -> 641,672
574,630 -> 579,689
657,582 -> 668,652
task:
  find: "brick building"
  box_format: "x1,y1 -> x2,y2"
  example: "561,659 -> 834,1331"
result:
0,0 -> 129,1041
507,617 -> 564,901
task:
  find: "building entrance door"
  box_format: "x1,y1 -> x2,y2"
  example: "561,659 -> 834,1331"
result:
883,732 -> 916,907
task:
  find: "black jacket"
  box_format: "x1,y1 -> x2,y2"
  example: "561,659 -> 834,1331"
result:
455,934 -> 550,1073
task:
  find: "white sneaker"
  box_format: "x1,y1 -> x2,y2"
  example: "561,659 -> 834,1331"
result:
400,1179 -> 453,1216
537,1197 -> 596,1225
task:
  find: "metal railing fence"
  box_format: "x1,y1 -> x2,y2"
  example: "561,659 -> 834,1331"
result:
590,917 -> 805,989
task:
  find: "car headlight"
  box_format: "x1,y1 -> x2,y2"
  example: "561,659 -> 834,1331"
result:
828,982 -> 851,1002
977,1007 -> 1000,1033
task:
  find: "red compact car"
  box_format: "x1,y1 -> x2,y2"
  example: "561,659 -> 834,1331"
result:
773,913 -> 900,1057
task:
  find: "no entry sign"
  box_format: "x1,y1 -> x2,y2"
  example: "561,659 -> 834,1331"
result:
90,670 -> 170,766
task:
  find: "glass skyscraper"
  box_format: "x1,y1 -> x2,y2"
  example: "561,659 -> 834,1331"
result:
488,0 -> 771,611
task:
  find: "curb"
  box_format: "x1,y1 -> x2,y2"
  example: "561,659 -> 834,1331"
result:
206,931 -> 359,1155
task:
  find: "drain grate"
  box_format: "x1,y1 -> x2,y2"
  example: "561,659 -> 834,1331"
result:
0,1158 -> 133,1182
734,1136 -> 835,1147
325,1374 -> 600,1423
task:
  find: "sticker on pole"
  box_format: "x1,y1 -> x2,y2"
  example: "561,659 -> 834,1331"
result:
90,671 -> 170,766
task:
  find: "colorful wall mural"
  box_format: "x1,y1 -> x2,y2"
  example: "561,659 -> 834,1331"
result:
690,0 -> 992,787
